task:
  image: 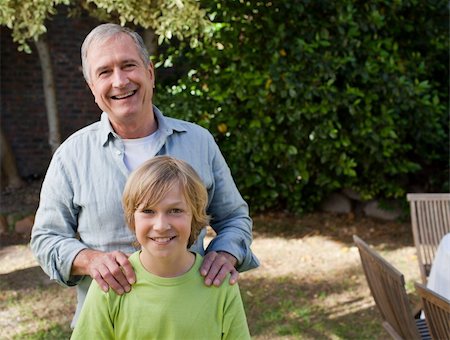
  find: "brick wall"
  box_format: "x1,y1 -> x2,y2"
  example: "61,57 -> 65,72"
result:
1,9 -> 102,179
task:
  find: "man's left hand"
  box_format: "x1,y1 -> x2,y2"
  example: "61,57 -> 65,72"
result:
200,251 -> 239,286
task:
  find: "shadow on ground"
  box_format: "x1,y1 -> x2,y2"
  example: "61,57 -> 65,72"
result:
253,212 -> 413,250
0,266 -> 53,290
240,264 -> 407,340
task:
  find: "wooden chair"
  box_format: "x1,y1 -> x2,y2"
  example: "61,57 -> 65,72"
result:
353,235 -> 430,340
414,282 -> 450,340
407,193 -> 450,284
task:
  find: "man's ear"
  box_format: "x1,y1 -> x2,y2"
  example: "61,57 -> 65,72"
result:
148,61 -> 155,88
148,60 -> 155,73
87,81 -> 94,93
87,82 -> 97,102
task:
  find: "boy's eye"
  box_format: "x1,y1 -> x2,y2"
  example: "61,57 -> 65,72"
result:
170,209 -> 183,214
141,209 -> 155,214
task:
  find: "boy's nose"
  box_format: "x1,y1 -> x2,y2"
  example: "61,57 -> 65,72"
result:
153,214 -> 170,231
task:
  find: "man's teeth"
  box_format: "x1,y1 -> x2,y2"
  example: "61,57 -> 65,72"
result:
114,91 -> 134,99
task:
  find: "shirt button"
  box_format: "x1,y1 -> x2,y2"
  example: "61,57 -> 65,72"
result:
116,150 -> 122,155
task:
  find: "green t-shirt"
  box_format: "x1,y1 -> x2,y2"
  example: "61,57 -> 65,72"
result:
71,252 -> 251,340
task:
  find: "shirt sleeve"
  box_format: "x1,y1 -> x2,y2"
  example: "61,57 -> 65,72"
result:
205,134 -> 260,272
222,283 -> 251,340
30,152 -> 87,286
70,282 -> 115,340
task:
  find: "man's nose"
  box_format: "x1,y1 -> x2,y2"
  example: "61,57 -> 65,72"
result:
112,69 -> 129,88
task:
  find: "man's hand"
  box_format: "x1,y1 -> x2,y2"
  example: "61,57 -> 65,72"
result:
200,251 -> 239,287
72,249 -> 136,294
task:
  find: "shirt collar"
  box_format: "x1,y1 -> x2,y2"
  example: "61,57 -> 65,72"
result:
100,105 -> 187,146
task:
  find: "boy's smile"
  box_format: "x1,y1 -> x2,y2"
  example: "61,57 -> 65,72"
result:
134,183 -> 194,276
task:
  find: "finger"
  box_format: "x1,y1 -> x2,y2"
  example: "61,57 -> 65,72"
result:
212,263 -> 235,287
91,268 -> 109,292
203,255 -> 229,286
98,264 -> 126,295
115,253 -> 136,285
93,252 -> 131,294
229,269 -> 239,285
200,251 -> 218,277
110,264 -> 132,294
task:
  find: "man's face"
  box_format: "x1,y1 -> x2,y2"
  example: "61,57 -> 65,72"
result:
86,34 -> 154,125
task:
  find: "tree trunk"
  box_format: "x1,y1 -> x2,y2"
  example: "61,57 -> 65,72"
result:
0,127 -> 24,189
34,37 -> 61,154
143,29 -> 158,58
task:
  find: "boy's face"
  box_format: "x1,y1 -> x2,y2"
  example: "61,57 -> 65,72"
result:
134,184 -> 193,261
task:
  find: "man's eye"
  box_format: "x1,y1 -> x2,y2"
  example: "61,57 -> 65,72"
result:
98,70 -> 110,77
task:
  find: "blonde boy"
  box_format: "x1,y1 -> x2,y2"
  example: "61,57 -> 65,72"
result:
71,156 -> 251,339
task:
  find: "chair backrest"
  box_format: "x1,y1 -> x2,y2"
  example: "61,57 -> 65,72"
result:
414,282 -> 450,340
353,235 -> 422,340
407,193 -> 450,284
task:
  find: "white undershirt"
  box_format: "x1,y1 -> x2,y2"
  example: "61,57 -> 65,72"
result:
123,130 -> 161,172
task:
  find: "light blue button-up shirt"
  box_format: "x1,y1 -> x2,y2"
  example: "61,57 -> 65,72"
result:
31,106 -> 259,325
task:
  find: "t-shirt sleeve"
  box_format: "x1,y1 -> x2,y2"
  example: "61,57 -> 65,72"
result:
70,281 -> 115,340
222,283 -> 251,340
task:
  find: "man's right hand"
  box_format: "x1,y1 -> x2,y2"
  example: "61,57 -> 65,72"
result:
72,249 -> 136,294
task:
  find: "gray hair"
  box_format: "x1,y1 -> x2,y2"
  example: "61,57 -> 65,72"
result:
81,23 -> 150,83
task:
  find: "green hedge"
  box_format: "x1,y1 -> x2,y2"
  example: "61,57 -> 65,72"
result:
155,0 -> 449,213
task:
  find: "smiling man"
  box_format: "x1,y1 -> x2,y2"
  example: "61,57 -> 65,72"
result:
30,23 -> 259,328
85,32 -> 156,139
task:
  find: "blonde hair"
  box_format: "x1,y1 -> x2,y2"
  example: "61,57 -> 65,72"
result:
122,156 -> 209,248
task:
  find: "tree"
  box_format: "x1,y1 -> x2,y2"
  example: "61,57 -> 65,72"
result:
1,126 -> 25,189
1,0 -> 70,153
0,0 -> 211,177
156,0 -> 449,213
78,0 -> 210,47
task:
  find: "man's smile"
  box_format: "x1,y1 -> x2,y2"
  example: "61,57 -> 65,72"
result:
111,90 -> 137,100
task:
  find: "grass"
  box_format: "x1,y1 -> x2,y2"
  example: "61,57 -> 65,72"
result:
0,212 -> 421,339
0,266 -> 75,339
17,325 -> 72,340
240,272 -> 384,339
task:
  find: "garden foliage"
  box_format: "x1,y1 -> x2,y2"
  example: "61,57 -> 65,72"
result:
155,0 -> 449,213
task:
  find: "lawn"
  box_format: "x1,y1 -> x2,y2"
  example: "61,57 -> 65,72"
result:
0,212 -> 420,339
